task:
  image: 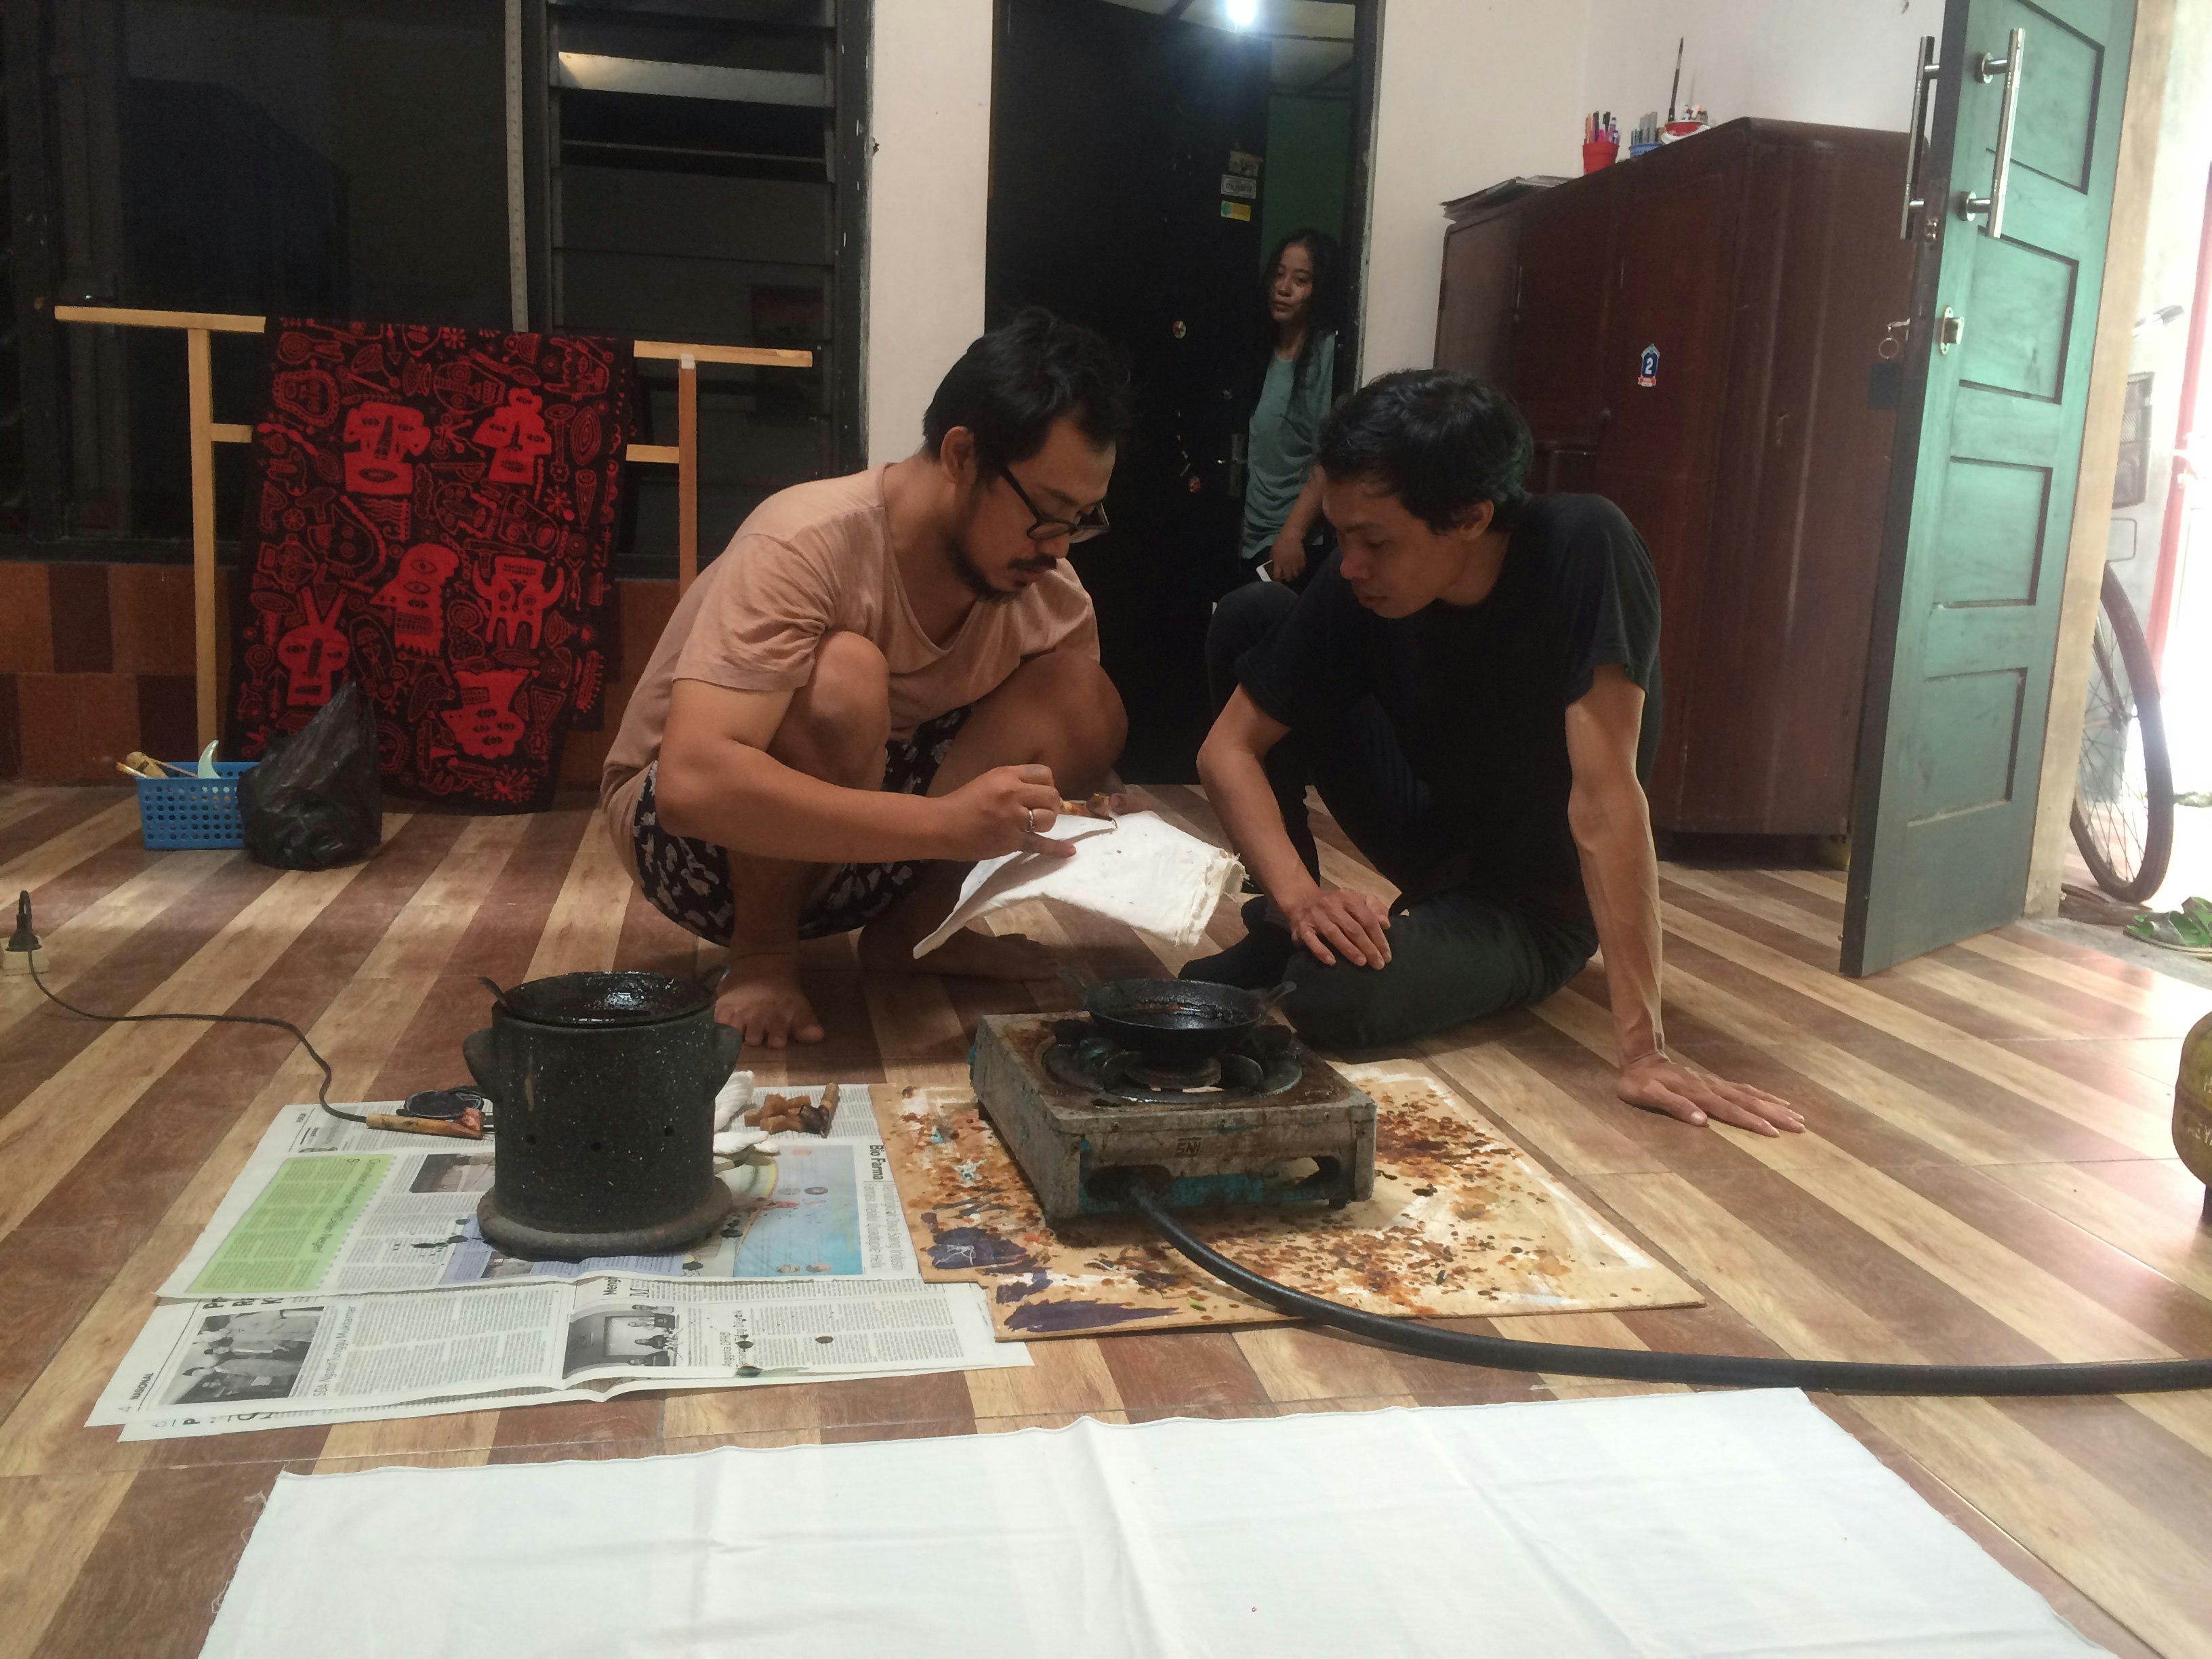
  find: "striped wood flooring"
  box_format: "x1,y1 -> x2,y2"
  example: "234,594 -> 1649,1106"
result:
0,781 -> 2209,1657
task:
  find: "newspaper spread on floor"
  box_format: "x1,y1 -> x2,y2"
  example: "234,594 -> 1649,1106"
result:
94,1273 -> 1014,1442
161,1089 -> 914,1297
97,1082 -> 1027,1441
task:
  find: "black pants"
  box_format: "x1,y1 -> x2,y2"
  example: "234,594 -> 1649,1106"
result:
1189,582 -> 1594,1050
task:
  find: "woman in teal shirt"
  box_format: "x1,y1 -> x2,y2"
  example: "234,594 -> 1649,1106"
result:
1240,228 -> 1347,586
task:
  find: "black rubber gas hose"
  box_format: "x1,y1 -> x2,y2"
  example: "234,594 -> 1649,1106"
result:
1122,1183 -> 2212,1397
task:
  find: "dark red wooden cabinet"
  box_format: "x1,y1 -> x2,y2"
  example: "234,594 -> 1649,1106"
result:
1435,119 -> 1913,835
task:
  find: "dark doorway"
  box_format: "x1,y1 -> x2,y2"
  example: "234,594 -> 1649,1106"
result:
986,0 -> 1370,782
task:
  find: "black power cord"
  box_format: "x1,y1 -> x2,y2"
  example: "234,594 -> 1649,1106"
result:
1120,1181 -> 2212,1397
11,889 -> 365,1125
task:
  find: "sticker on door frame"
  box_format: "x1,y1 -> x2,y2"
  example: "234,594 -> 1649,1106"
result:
1637,344 -> 1660,388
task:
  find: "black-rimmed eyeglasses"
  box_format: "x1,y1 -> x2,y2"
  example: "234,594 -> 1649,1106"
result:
998,464 -> 1111,544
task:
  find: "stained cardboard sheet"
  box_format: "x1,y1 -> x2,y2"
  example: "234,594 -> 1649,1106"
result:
877,1062 -> 1700,1339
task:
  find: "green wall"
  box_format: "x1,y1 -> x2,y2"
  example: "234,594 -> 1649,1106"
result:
1258,94 -> 1352,265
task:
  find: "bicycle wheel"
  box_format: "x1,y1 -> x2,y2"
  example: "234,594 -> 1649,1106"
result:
2070,565 -> 2174,903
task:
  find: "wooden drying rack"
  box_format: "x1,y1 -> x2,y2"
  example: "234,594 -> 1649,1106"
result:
53,305 -> 812,748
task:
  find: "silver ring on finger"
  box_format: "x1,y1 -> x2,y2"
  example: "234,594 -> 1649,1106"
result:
1023,806 -> 1038,835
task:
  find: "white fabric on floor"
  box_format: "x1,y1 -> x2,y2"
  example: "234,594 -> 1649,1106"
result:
911,809 -> 1243,958
201,1389 -> 2106,1659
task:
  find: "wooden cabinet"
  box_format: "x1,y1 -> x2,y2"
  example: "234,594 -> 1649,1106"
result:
1435,119 -> 1913,836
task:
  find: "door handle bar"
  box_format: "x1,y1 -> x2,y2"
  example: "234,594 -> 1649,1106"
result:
1963,28 -> 2024,239
1898,34 -> 1940,241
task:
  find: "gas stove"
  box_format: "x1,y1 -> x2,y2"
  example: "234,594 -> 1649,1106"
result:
969,1012 -> 1376,1224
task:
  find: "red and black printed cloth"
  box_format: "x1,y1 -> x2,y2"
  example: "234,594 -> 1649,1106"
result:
232,321 -> 634,811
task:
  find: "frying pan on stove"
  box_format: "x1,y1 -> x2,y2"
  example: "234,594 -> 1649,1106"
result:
1080,978 -> 1294,1064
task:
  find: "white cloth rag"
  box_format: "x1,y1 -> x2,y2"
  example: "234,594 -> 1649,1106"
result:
910,809 -> 1243,959
199,1389 -> 2112,1658
710,1069 -> 754,1133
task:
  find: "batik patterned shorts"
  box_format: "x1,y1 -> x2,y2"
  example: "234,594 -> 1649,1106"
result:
632,705 -> 973,944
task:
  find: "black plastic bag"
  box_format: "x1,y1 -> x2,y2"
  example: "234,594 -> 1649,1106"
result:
240,680 -> 384,870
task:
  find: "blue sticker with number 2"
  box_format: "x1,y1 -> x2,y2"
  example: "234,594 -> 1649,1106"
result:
1637,344 -> 1659,388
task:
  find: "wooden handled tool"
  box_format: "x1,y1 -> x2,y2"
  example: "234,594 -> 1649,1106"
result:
742,1080 -> 840,1137
363,1105 -> 486,1139
1059,793 -> 1121,824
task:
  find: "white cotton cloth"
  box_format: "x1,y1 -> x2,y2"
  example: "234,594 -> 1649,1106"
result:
911,810 -> 1243,959
201,1389 -> 2108,1659
710,1069 -> 754,1132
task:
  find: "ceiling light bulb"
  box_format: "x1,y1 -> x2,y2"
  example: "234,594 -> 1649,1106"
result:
1225,0 -> 1258,26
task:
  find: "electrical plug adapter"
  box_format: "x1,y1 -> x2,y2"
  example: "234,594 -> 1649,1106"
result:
3,890 -> 47,977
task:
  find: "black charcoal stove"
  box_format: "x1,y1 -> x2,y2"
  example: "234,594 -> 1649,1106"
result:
969,1010 -> 1376,1224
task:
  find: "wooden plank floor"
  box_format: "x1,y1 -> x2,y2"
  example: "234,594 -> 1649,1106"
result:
2,782 -> 2209,1657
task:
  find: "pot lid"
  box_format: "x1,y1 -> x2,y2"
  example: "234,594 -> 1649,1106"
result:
491,970 -> 712,1028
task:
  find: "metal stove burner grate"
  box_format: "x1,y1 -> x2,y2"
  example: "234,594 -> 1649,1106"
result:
1040,1017 -> 1303,1107
1110,1050 -> 1229,1093
974,1012 -> 1377,1221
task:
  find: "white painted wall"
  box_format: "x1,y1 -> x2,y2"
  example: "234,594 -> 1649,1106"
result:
2112,5 -> 2212,615
864,0 -> 995,465
1582,0 -> 1938,138
857,0 -> 1940,405
1358,1 -> 1591,375
1353,0 -> 1931,377
2121,1 -> 2212,788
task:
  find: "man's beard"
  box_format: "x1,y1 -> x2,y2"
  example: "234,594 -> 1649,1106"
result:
945,533 -> 1054,605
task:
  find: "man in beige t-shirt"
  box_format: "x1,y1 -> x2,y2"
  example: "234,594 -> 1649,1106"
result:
602,310 -> 1129,1046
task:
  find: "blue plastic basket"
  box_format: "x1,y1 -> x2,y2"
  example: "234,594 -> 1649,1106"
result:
134,761 -> 258,850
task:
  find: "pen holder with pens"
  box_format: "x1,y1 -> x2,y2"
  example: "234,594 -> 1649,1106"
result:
1582,139 -> 1618,173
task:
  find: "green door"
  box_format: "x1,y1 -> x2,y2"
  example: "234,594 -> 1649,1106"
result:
1843,0 -> 2136,975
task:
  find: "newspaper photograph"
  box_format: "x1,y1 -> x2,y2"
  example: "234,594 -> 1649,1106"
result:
161,1089 -> 917,1300
98,1277 -> 1024,1441
138,1285 -> 568,1416
91,1302 -> 582,1431
560,1273 -> 1007,1381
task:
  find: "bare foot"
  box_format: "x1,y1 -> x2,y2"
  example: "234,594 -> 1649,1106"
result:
857,921 -> 1058,980
716,953 -> 825,1047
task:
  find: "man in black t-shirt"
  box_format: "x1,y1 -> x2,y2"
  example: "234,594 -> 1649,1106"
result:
1187,371 -> 1801,1138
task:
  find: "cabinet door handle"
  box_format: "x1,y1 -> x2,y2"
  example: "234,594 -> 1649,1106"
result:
1898,34 -> 1940,240
1961,28 -> 2024,239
